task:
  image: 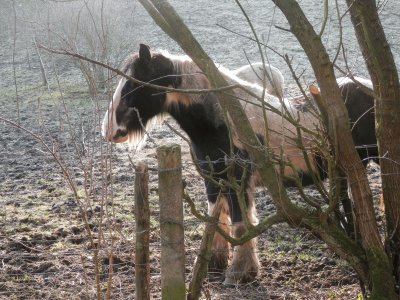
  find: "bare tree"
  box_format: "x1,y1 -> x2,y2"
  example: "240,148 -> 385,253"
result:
345,0 -> 400,288
137,0 -> 399,298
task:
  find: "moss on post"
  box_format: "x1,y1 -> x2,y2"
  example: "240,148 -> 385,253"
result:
157,144 -> 186,300
134,163 -> 150,300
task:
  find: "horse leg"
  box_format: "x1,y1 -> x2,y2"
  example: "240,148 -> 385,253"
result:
206,184 -> 231,273
337,174 -> 357,239
224,179 -> 260,285
336,169 -> 363,241
208,198 -> 231,273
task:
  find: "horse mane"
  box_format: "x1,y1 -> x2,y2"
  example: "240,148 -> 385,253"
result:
120,53 -> 138,76
159,49 -> 267,94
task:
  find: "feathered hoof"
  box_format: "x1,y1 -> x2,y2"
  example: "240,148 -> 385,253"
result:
222,256 -> 260,285
209,251 -> 229,274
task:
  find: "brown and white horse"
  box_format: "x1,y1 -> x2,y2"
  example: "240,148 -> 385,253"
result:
102,44 -> 376,284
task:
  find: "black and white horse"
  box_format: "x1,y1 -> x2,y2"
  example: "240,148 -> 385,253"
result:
336,77 -> 377,165
102,44 -> 376,284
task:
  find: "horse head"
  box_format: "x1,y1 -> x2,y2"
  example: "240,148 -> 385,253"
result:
101,44 -> 178,146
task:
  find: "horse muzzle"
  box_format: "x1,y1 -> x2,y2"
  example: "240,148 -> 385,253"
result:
102,127 -> 129,143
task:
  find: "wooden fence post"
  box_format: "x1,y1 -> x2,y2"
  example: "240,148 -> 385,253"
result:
157,144 -> 186,300
134,163 -> 150,300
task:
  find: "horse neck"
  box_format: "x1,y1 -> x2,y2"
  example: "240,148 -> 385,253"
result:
165,59 -> 229,149
171,58 -> 210,90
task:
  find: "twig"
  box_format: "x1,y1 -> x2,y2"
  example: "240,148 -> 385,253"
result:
7,237 -> 41,253
37,44 -> 240,94
33,37 -> 49,89
318,0 -> 329,38
187,195 -> 223,300
11,0 -> 20,124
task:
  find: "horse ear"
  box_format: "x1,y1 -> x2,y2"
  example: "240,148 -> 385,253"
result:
139,44 -> 151,64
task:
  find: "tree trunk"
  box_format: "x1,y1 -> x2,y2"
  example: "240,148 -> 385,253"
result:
273,0 -> 396,298
346,0 -> 400,292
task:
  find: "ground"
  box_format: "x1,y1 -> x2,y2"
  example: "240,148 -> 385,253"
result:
0,52 -> 386,300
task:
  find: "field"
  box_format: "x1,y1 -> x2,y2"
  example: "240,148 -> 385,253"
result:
0,1 -> 394,299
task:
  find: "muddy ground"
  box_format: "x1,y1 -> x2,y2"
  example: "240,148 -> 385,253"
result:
0,1 -> 392,299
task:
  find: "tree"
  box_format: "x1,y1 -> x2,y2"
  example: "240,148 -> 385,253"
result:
137,0 -> 399,299
345,0 -> 400,288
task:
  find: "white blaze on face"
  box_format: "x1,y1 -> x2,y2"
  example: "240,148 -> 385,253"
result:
208,201 -> 215,216
102,78 -> 129,143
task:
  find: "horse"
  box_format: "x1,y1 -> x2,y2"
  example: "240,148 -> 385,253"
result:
233,62 -> 285,98
234,69 -> 377,167
102,44 -> 377,284
335,77 -> 377,166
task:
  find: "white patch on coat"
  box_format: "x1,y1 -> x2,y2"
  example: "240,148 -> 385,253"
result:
336,76 -> 373,89
102,78 -> 128,142
233,62 -> 285,98
208,201 -> 215,216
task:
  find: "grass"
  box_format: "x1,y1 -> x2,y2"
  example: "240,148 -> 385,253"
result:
50,241 -> 67,251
